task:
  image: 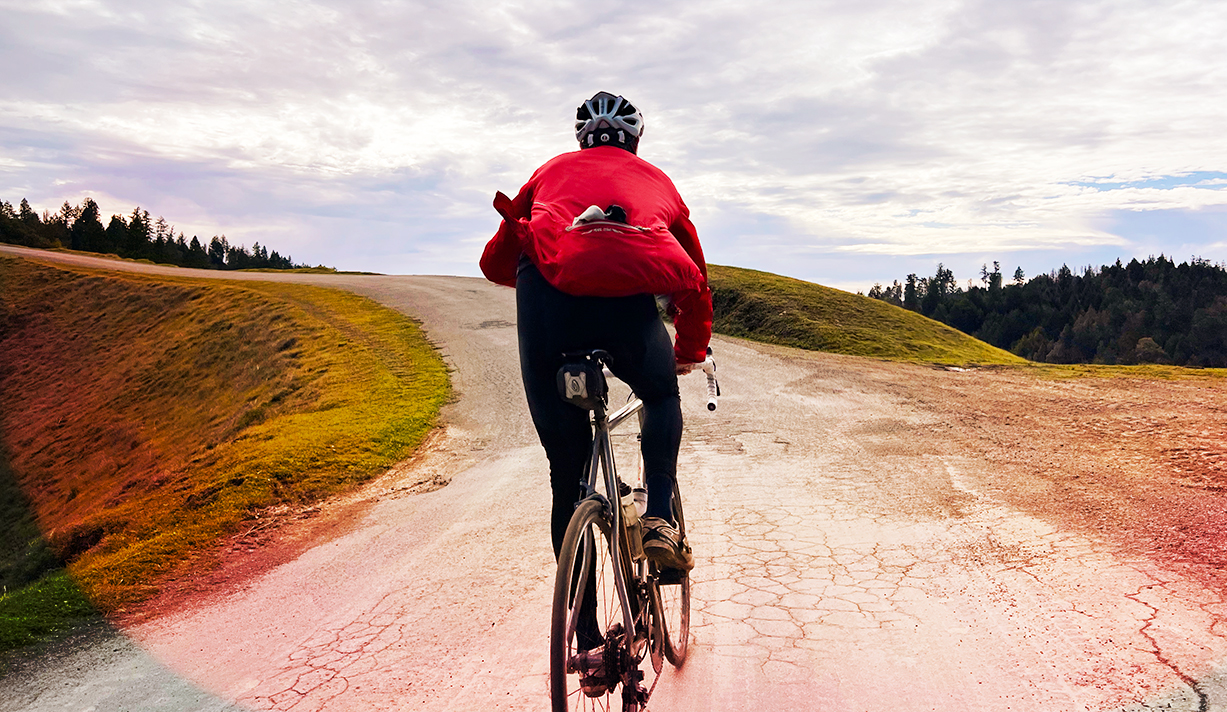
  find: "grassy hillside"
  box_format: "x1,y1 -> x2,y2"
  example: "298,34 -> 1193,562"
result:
0,256 -> 449,649
708,264 -> 1026,366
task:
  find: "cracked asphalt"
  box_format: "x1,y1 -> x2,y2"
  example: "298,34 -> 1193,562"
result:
3,243 -> 1227,711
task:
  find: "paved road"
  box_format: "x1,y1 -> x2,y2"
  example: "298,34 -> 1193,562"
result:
3,244 -> 1227,711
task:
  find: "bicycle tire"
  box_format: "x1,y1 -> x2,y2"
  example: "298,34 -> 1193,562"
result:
550,498 -> 624,712
655,482 -> 691,666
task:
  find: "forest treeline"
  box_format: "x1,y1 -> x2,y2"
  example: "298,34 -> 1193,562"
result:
0,197 -> 306,271
866,257 -> 1227,367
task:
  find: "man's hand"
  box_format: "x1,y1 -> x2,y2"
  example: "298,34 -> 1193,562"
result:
675,360 -> 698,375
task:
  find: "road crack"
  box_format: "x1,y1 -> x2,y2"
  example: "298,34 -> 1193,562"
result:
1125,583 -> 1208,712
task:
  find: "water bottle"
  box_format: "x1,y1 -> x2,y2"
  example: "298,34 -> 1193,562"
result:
621,490 -> 640,526
621,486 -> 649,561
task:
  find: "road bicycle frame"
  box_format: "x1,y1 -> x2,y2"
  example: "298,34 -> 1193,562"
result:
553,352 -> 716,711
580,391 -> 647,656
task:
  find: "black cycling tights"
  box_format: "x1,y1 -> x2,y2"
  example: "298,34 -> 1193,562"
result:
516,259 -> 683,559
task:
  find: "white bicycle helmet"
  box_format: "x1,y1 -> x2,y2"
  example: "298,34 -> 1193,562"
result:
575,91 -> 643,153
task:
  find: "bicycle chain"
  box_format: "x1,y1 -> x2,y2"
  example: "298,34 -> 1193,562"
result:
646,658 -> 662,703
641,616 -> 663,709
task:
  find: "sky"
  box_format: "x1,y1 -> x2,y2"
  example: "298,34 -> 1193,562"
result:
2,0 -> 1226,293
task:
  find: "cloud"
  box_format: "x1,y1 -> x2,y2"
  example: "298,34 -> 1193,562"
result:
1,0 -> 1226,287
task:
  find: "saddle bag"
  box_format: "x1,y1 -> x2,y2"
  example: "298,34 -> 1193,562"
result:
556,360 -> 608,411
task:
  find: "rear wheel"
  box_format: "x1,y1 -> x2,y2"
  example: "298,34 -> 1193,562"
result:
655,483 -> 690,666
551,499 -> 625,711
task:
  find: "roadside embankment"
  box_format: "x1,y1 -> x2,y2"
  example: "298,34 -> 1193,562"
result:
0,255 -> 449,650
708,264 -> 1026,366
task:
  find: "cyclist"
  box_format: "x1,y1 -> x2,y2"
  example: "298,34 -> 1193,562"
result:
480,91 -> 711,574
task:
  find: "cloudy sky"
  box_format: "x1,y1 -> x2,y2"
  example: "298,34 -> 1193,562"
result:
3,0 -> 1225,292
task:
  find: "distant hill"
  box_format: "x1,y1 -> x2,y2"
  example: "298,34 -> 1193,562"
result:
708,264 -> 1025,366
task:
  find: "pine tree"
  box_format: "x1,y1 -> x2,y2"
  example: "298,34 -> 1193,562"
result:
104,214 -> 127,254
187,236 -> 210,268
70,199 -> 106,252
903,274 -> 919,311
125,207 -> 151,258
18,199 -> 39,226
988,261 -> 1002,292
208,236 -> 228,268
154,215 -> 170,244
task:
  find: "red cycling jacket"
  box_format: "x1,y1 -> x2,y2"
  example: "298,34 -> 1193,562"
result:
480,145 -> 713,364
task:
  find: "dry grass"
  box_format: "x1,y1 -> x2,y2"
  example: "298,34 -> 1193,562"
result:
0,255 -> 448,627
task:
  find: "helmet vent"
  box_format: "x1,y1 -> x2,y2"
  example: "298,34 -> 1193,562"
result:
575,91 -> 643,153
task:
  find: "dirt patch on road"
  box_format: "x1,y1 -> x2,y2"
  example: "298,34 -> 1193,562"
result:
847,360 -> 1227,589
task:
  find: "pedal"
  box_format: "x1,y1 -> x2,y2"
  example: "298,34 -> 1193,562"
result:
656,567 -> 687,585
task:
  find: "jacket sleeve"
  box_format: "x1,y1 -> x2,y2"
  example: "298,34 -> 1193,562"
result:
668,200 -> 712,363
671,284 -> 713,364
479,184 -> 535,288
668,201 -> 708,280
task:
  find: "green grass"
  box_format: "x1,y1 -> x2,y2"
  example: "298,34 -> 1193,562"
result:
0,571 -> 97,652
0,453 -> 96,652
0,255 -> 449,648
708,264 -> 1026,366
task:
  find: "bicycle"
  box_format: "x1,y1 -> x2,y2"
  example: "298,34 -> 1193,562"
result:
550,348 -> 719,712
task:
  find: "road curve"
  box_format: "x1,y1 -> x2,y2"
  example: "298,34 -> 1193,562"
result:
3,244 -> 1227,711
